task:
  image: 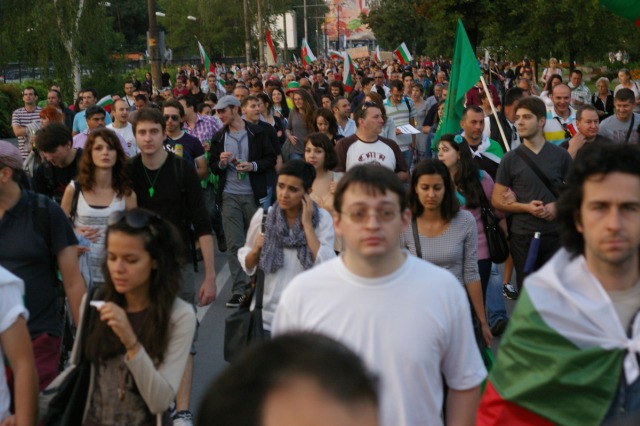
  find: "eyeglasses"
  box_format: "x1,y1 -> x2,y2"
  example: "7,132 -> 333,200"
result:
341,208 -> 398,223
164,114 -> 180,122
108,210 -> 162,233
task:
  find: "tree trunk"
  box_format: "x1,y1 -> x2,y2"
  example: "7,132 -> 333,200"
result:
54,0 -> 84,95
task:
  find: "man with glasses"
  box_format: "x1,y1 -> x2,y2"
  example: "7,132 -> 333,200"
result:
372,72 -> 390,100
273,165 -> 486,426
543,83 -> 576,146
335,103 -> 408,182
11,87 -> 42,158
163,99 -> 207,179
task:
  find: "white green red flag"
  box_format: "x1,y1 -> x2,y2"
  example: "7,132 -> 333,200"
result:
342,52 -> 355,92
394,42 -> 412,64
97,95 -> 113,112
292,54 -> 299,66
301,39 -> 316,66
374,46 -> 381,63
197,40 -> 215,74
478,249 -> 640,425
265,27 -> 277,66
328,49 -> 342,61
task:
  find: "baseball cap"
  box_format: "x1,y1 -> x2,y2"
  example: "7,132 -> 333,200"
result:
0,140 -> 23,170
215,95 -> 241,110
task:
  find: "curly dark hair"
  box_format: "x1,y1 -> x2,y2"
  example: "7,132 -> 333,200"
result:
77,128 -> 132,197
556,143 -> 640,258
86,208 -> 186,364
438,134 -> 485,209
409,159 -> 460,221
312,108 -> 339,138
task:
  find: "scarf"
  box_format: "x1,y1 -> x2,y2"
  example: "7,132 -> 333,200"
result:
259,201 -> 320,274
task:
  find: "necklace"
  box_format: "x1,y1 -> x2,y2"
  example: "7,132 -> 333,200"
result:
142,160 -> 165,198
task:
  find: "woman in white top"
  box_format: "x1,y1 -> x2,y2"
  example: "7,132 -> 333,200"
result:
614,68 -> 640,113
61,128 -> 137,284
541,58 -> 562,84
239,160 -> 335,335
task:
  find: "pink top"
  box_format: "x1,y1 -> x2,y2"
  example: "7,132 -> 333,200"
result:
462,172 -> 504,261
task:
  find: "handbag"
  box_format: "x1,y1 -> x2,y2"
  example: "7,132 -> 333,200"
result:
223,212 -> 267,362
40,285 -> 102,426
478,186 -> 509,264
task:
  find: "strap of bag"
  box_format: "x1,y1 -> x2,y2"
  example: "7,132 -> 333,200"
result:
515,147 -> 559,199
253,210 -> 269,310
625,114 -> 635,144
76,285 -> 102,364
411,218 -> 422,259
69,180 -> 81,223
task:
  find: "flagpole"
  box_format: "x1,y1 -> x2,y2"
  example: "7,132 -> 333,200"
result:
480,75 -> 510,152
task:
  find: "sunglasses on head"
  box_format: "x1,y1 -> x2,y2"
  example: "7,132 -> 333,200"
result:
108,210 -> 162,233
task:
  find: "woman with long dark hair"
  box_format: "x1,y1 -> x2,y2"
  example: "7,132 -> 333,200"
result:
61,128 -> 137,285
80,208 -> 196,424
403,159 -> 491,346
270,86 -> 290,121
312,108 -> 342,145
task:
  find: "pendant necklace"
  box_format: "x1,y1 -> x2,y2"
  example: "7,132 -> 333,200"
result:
142,157 -> 165,198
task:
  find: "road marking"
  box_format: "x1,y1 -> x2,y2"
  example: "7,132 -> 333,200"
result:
196,263 -> 230,322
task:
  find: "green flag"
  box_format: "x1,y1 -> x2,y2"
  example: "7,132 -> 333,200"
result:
433,20 -> 481,148
600,0 -> 640,25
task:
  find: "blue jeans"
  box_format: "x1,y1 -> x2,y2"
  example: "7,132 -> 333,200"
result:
289,152 -> 303,160
401,149 -> 413,172
486,263 -> 508,327
603,371 -> 640,422
261,185 -> 274,210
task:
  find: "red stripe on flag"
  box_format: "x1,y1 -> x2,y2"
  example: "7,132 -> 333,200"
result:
477,381 -> 555,426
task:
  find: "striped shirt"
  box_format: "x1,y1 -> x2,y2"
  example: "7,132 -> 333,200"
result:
11,106 -> 42,157
543,107 -> 576,146
384,96 -> 416,149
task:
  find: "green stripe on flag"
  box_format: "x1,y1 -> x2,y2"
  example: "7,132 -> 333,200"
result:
490,289 -> 623,425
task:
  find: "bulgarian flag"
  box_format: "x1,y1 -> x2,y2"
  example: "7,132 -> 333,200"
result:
328,49 -> 342,61
97,95 -> 114,112
478,249 -> 640,425
198,40 -> 215,74
265,27 -> 277,65
434,20 -> 481,146
342,52 -> 355,92
301,39 -> 316,66
601,0 -> 640,25
374,46 -> 381,63
394,42 -> 413,65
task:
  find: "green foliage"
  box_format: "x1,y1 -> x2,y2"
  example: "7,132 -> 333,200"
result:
0,84 -> 21,138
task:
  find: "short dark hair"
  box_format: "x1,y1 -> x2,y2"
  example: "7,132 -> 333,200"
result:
504,87 -> 525,107
462,105 -> 484,120
134,93 -> 148,103
576,105 -> 599,121
409,159 -> 460,220
515,96 -> 547,120
353,101 -> 381,124
189,76 -> 199,86
304,132 -> 338,170
82,88 -> 98,99
334,164 -> 407,213
570,69 -> 583,77
240,95 -> 259,108
278,159 -> 316,190
85,105 -> 106,120
204,93 -> 218,104
389,80 -> 403,92
132,107 -> 166,133
330,96 -> 347,110
163,99 -> 185,117
362,77 -> 374,87
35,122 -> 72,152
23,86 -> 37,96
196,332 -> 377,426
556,143 -> 640,257
179,95 -> 198,110
615,88 -> 635,103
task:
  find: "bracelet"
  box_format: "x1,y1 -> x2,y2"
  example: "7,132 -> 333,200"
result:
125,339 -> 139,351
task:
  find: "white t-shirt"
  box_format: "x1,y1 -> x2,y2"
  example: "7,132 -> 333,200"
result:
346,139 -> 398,171
0,267 -> 28,423
273,254 -> 487,426
238,206 -> 336,330
107,123 -> 138,155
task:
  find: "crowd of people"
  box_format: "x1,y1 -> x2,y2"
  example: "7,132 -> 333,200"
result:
1,52 -> 640,425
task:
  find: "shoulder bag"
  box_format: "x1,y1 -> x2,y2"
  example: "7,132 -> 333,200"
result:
515,147 -> 561,199
478,184 -> 509,264
40,284 -> 102,426
223,212 -> 267,362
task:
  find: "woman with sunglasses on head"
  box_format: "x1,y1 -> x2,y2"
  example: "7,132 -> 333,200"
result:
61,128 -> 137,286
75,208 -> 196,425
404,159 -> 492,346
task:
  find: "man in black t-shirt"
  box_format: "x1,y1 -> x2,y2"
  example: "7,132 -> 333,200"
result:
33,122 -> 82,204
162,99 -> 207,179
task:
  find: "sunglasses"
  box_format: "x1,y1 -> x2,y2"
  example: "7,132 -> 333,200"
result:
361,101 -> 377,111
108,210 -> 162,233
163,114 -> 180,122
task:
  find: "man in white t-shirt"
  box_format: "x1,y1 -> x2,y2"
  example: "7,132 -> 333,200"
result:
273,165 -> 486,426
107,99 -> 138,155
0,267 -> 37,426
334,103 -> 408,182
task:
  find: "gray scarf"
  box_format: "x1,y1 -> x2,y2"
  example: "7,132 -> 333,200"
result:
259,202 -> 320,274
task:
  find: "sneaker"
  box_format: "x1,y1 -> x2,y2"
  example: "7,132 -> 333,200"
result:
216,234 -> 227,252
172,410 -> 193,426
226,294 -> 243,308
503,283 -> 519,300
490,318 -> 508,337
